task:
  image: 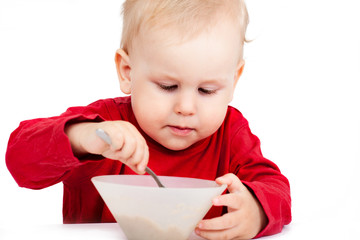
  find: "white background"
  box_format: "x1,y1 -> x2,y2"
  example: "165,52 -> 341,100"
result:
0,0 -> 359,239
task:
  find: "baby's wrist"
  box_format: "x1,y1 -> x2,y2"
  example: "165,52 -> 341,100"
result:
65,122 -> 98,156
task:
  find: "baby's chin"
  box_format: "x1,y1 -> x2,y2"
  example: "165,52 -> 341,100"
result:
158,138 -> 197,151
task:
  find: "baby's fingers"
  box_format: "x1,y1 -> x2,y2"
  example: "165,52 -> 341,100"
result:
195,226 -> 247,240
126,125 -> 149,173
216,173 -> 246,194
197,212 -> 238,231
124,139 -> 149,174
114,132 -> 136,159
196,212 -> 246,240
112,134 -> 148,174
213,193 -> 242,210
98,122 -> 149,174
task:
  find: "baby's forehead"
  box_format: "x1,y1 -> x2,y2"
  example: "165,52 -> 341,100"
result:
130,20 -> 243,75
122,0 -> 248,57
133,21 -> 241,60
128,17 -> 244,64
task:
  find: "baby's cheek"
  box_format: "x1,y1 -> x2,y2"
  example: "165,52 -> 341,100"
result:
200,107 -> 227,135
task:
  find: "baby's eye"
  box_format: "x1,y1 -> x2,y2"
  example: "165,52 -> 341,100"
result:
198,88 -> 217,95
158,84 -> 178,92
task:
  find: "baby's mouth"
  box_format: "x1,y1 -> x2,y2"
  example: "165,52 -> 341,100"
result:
168,125 -> 194,136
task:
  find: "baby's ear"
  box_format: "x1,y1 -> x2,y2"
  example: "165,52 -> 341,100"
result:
234,59 -> 245,87
229,60 -> 245,102
115,48 -> 131,94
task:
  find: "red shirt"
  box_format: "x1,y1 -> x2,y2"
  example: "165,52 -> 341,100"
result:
6,96 -> 291,238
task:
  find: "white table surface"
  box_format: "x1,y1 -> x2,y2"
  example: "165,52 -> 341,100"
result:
1,218 -> 359,240
0,223 -> 202,240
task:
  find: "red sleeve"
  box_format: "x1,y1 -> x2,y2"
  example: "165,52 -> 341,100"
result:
230,115 -> 291,238
5,99 -> 113,190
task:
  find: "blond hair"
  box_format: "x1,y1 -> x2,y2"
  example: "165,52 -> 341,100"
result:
121,0 -> 249,56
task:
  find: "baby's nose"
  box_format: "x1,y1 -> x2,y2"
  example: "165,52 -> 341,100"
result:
174,93 -> 196,116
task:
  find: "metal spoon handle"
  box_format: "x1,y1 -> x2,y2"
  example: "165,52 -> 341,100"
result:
96,128 -> 112,145
145,167 -> 165,188
95,128 -> 165,188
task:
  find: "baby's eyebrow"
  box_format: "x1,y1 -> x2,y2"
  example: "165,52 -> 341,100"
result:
151,72 -> 178,81
198,77 -> 230,87
201,78 -> 227,83
151,71 -> 228,85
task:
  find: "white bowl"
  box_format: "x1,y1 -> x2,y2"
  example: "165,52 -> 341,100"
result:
92,175 -> 226,240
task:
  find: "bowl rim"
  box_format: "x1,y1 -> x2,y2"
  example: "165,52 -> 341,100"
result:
91,174 -> 227,190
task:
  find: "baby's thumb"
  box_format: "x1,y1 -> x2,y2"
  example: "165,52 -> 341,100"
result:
216,173 -> 244,193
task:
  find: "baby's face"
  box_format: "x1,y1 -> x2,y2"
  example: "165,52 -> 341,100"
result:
121,20 -> 243,151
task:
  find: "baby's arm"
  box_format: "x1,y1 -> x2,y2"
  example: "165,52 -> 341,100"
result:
196,113 -> 291,239
6,115 -> 89,189
6,99 -> 147,189
65,121 -> 148,174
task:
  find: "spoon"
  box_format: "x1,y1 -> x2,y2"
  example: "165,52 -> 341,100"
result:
95,128 -> 165,188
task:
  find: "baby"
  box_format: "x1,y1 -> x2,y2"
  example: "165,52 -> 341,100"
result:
6,0 -> 291,239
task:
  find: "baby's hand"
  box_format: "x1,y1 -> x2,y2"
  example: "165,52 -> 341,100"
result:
65,121 -> 149,174
195,173 -> 267,240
